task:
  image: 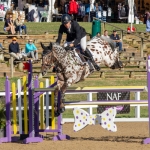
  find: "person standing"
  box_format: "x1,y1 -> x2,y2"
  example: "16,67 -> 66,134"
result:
145,10 -> 150,32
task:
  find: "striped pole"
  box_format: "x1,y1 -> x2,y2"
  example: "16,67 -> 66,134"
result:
45,79 -> 49,129
34,77 -> 39,136
144,56 -> 150,144
23,76 -> 28,134
40,82 -> 44,129
12,82 -> 17,134
5,77 -> 11,142
50,76 -> 55,129
17,79 -> 22,134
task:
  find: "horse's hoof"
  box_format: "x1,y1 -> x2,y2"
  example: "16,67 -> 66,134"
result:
60,107 -> 66,113
94,65 -> 100,71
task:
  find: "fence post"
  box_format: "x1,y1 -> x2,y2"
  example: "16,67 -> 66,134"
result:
87,93 -> 92,115
10,56 -> 14,78
135,91 -> 140,118
102,22 -> 105,35
140,38 -> 144,57
120,30 -> 123,46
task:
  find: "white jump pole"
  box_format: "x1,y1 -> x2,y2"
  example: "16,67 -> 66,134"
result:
135,91 -> 140,118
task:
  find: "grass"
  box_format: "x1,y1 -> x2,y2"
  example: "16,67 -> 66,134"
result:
0,22 -> 146,35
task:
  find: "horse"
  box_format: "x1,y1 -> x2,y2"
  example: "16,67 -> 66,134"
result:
40,36 -> 123,116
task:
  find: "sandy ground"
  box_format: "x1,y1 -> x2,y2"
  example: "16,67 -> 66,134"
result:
0,122 -> 150,150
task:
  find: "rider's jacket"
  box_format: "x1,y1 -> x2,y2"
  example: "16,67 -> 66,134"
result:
56,20 -> 86,47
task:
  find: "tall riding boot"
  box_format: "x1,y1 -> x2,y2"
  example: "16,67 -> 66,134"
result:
84,48 -> 100,71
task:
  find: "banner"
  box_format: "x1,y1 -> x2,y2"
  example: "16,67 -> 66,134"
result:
97,91 -> 130,114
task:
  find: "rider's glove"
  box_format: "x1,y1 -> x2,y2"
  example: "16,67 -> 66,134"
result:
64,46 -> 71,51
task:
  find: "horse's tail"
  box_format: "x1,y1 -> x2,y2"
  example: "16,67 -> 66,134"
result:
100,36 -> 116,51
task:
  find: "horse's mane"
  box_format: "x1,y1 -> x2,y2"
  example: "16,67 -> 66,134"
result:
100,36 -> 116,51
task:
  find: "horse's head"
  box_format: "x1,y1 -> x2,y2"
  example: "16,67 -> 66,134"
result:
110,48 -> 123,69
40,42 -> 56,76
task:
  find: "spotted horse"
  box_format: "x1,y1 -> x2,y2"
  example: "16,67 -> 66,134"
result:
40,36 -> 123,116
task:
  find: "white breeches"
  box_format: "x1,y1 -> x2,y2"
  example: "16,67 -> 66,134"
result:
64,36 -> 87,51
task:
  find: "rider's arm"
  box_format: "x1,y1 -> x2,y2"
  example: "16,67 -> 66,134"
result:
73,21 -> 82,47
56,25 -> 63,44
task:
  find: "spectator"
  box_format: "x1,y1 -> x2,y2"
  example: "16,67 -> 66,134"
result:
25,39 -> 38,61
101,30 -> 109,38
9,37 -> 21,60
0,42 -> 5,50
145,10 -> 150,32
101,30 -> 115,51
14,15 -> 27,35
4,15 -> 16,34
110,30 -> 123,52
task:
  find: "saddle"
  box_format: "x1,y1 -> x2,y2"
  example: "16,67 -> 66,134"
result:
64,45 -> 86,62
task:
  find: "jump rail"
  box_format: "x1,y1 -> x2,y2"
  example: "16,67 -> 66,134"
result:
33,86 -> 146,92
64,100 -> 148,105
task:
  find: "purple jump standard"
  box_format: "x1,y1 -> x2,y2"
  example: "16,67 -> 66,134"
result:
23,60 -> 43,143
143,56 -> 150,144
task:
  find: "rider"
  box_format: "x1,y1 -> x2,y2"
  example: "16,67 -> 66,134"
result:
56,14 -> 100,71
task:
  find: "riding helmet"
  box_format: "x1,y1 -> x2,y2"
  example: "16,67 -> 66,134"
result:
61,14 -> 71,24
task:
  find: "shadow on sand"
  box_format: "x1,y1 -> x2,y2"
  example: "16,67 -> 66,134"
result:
70,136 -> 146,144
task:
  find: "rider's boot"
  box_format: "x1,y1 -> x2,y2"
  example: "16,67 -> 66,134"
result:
87,60 -> 94,73
84,48 -> 100,71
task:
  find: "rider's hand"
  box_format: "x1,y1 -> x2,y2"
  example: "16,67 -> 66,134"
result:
69,43 -> 74,47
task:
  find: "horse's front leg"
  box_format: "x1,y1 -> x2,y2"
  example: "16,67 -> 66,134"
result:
54,87 -> 60,116
60,83 -> 68,113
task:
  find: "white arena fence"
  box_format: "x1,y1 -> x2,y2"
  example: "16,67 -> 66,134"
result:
0,79 -> 148,123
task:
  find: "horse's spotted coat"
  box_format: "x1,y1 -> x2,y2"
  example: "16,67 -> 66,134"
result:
41,36 -> 122,113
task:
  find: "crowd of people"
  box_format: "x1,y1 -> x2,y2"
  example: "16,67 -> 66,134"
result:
95,30 -> 123,52
8,37 -> 39,62
2,13 -> 40,63
1,13 -> 123,65
4,14 -> 27,35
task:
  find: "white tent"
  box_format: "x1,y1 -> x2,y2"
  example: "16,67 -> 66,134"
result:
7,0 -> 11,9
47,0 -> 55,22
128,0 -> 134,31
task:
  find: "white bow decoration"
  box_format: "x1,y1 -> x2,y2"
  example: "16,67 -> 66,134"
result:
73,107 -> 117,132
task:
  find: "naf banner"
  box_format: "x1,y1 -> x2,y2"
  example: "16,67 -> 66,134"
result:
97,91 -> 130,114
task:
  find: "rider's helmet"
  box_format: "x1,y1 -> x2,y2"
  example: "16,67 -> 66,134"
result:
61,14 -> 71,24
